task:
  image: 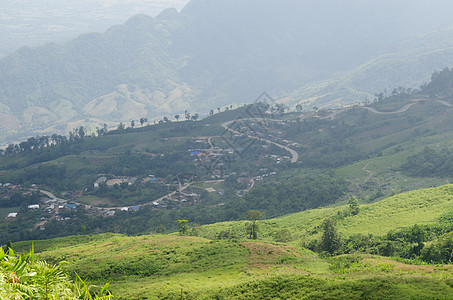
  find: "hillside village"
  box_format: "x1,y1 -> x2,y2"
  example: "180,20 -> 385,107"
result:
1,126 -> 291,231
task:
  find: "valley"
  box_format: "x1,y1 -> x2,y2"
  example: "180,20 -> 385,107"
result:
3,68 -> 453,298
3,74 -> 453,239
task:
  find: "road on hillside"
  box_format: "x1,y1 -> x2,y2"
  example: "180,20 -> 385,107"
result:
437,100 -> 453,107
40,190 -> 69,203
143,182 -> 194,206
362,162 -> 373,182
362,102 -> 418,114
317,98 -> 453,120
221,119 -> 299,163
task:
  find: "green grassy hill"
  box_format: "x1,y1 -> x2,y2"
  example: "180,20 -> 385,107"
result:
11,184 -> 453,299
194,184 -> 453,244
12,233 -> 453,299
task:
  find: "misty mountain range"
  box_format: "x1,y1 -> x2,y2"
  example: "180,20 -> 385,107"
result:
0,0 -> 189,58
2,0 -> 453,144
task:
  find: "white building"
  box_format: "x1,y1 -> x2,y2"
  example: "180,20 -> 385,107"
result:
94,176 -> 107,188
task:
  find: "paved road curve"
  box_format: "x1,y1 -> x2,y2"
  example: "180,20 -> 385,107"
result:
221,120 -> 299,163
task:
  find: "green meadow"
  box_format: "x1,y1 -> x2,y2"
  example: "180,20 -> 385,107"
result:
11,184 -> 453,299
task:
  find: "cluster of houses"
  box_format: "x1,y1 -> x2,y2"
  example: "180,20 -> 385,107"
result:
103,205 -> 140,217
152,189 -> 201,209
94,174 -> 169,189
190,140 -> 238,180
0,182 -> 24,190
1,184 -> 40,219
254,171 -> 277,182
4,195 -> 80,226
260,153 -> 291,164
243,120 -> 301,148
93,176 -> 138,188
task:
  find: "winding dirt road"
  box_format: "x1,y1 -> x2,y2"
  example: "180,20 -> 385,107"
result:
437,100 -> 453,107
362,162 -> 373,182
362,102 -> 418,114
221,120 -> 299,163
357,99 -> 453,115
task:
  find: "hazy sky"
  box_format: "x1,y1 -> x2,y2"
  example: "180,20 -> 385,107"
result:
0,0 -> 190,57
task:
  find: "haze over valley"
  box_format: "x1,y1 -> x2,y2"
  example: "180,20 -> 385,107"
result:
3,0 -> 453,145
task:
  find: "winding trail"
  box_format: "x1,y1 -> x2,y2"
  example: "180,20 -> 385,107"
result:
437,100 -> 453,107
439,108 -> 452,128
208,136 -> 214,149
207,136 -> 219,154
221,119 -> 299,163
362,162 -> 373,182
246,178 -> 255,192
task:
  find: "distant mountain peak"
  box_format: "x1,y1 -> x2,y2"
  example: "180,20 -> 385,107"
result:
157,7 -> 180,20
124,14 -> 155,27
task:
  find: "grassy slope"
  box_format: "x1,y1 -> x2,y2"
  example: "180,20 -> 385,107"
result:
11,184 -> 453,299
197,185 -> 453,243
13,233 -> 453,299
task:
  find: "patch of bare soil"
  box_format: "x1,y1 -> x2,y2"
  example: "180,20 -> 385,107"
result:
241,241 -> 300,268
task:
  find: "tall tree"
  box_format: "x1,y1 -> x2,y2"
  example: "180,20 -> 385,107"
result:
245,210 -> 263,239
348,196 -> 360,215
177,220 -> 189,235
296,104 -> 303,112
320,218 -> 341,255
79,126 -> 85,139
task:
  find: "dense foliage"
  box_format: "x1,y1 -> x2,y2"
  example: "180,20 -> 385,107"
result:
311,208 -> 453,264
238,175 -> 347,218
0,246 -> 112,299
401,146 -> 453,178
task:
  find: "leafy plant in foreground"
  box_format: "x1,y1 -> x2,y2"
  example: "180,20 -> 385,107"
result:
0,245 -> 112,299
